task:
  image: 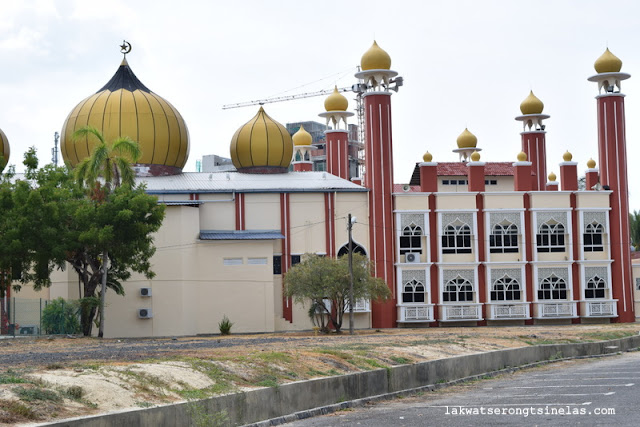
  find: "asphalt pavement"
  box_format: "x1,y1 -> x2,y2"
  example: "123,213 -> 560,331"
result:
284,351 -> 640,426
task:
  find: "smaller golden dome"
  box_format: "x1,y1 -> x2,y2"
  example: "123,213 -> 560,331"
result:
292,125 -> 313,146
361,40 -> 391,71
456,128 -> 477,149
587,158 -> 596,168
563,150 -> 573,162
548,171 -> 557,182
324,86 -> 348,111
594,48 -> 622,73
520,91 -> 544,115
0,128 -> 9,166
517,151 -> 527,162
470,151 -> 481,162
423,151 -> 433,162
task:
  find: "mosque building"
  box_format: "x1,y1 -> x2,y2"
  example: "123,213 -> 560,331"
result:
4,42 -> 640,337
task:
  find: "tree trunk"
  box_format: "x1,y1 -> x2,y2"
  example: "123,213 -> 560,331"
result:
98,249 -> 108,338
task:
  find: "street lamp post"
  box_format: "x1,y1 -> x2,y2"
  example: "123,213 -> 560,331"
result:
348,214 -> 356,335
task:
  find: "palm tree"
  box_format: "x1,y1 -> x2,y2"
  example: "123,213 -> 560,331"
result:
73,126 -> 141,338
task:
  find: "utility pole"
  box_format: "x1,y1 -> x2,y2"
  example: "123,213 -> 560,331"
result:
348,214 -> 355,335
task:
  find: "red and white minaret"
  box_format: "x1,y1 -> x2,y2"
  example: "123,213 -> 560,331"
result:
588,48 -> 634,322
515,91 -> 549,191
318,87 -> 354,180
291,125 -> 313,172
355,41 -> 401,328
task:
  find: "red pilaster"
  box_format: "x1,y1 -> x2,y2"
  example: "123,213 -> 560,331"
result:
419,163 -> 438,192
560,163 -> 578,191
570,193 -> 581,323
467,162 -> 485,192
326,130 -> 350,180
513,162 -> 533,191
596,93 -> 634,322
476,193 -> 487,325
585,169 -> 599,191
351,177 -> 362,186
235,193 -> 245,230
280,193 -> 292,322
324,193 -> 336,258
364,92 -> 396,328
546,182 -> 558,191
428,193 -> 439,326
523,194 -> 534,325
521,131 -> 547,191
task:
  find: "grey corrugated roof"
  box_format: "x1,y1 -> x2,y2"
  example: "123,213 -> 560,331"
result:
160,200 -> 204,205
199,230 -> 285,240
138,171 -> 367,194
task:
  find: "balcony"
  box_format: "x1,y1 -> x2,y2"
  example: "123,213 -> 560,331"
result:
440,304 -> 483,321
486,302 -> 530,320
582,300 -> 617,317
534,302 -> 577,318
397,304 -> 434,322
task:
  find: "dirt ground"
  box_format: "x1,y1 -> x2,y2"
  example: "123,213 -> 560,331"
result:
1,323 -> 640,425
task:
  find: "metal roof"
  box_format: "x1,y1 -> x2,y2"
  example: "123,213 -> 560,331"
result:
409,162 -> 519,185
138,171 -> 367,194
199,230 -> 285,240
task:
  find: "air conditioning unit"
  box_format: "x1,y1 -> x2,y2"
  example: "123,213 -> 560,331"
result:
405,252 -> 420,263
140,287 -> 152,297
138,308 -> 153,319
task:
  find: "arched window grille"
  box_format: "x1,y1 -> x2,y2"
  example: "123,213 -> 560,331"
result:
490,275 -> 521,301
400,224 -> 423,255
585,276 -> 606,299
584,222 -> 604,252
442,223 -> 472,254
337,242 -> 367,257
538,275 -> 567,300
442,276 -> 474,302
402,279 -> 426,303
536,221 -> 565,253
490,222 -> 519,253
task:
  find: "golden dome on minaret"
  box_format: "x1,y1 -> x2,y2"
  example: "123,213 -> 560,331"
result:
470,151 -> 481,162
361,40 -> 391,71
594,48 -> 622,74
0,127 -> 9,167
519,91 -> 544,115
456,128 -> 478,149
423,151 -> 433,162
517,151 -> 527,162
548,171 -> 557,182
563,150 -> 573,162
230,107 -> 293,173
292,125 -> 313,146
324,86 -> 349,112
61,45 -> 189,176
587,158 -> 596,169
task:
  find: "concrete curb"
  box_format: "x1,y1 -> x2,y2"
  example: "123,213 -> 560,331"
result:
40,334 -> 640,427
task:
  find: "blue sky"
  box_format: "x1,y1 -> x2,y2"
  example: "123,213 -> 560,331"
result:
2,0 -> 640,207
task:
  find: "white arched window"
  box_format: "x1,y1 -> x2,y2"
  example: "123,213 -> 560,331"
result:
443,277 -> 474,302
585,276 -> 606,299
402,279 -> 426,303
537,221 -> 565,253
399,224 -> 423,255
490,222 -> 519,253
442,222 -> 472,254
584,222 -> 604,252
538,275 -> 567,300
491,276 -> 521,301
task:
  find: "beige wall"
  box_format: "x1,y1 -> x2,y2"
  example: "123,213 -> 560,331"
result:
245,193 -> 281,230
335,192 -> 369,253
395,195 -> 429,211
484,194 -> 524,210
199,194 -> 236,230
289,193 -> 326,254
530,192 -> 570,209
436,194 -> 476,210
576,192 -> 611,209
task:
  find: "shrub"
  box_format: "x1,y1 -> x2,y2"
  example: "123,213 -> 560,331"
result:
42,298 -> 82,335
218,315 -> 233,335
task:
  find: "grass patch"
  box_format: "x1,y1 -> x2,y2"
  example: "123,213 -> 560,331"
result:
256,351 -> 292,364
14,386 -> 61,402
256,375 -> 278,388
46,363 -> 64,370
307,368 -> 328,376
361,358 -> 386,369
317,349 -> 353,360
1,401 -> 38,420
0,374 -> 27,384
136,401 -> 154,408
63,385 -> 84,400
582,331 -> 636,341
390,356 -> 410,365
186,359 -> 234,395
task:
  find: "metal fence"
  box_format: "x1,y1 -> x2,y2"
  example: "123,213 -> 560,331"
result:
0,298 -> 81,336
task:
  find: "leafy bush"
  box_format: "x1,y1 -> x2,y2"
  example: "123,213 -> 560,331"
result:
41,298 -> 81,335
218,315 -> 233,335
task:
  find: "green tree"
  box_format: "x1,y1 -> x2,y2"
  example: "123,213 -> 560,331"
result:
41,298 -> 82,335
73,126 -> 141,338
630,210 -> 640,251
284,253 -> 391,333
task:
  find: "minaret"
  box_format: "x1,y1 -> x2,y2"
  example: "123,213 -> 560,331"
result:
588,48 -> 634,322
355,41 -> 401,328
515,91 -> 549,191
318,87 -> 354,179
291,125 -> 313,172
453,128 -> 481,162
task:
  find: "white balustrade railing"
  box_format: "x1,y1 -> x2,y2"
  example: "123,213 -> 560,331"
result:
397,305 -> 434,322
488,303 -> 529,319
585,301 -> 617,317
536,302 -> 576,318
440,304 -> 482,321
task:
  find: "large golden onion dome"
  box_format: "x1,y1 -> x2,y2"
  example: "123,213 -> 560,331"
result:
324,86 -> 348,111
60,56 -> 189,176
361,40 -> 391,71
456,128 -> 478,149
292,125 -> 313,146
230,107 -> 293,173
0,127 -> 9,167
520,91 -> 544,115
594,48 -> 622,74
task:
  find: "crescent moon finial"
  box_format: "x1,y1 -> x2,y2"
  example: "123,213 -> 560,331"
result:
119,40 -> 132,55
